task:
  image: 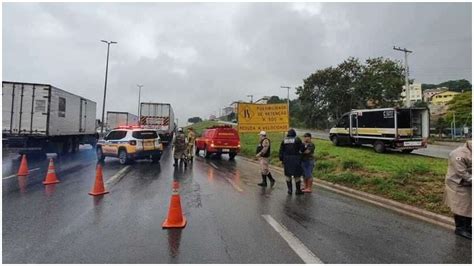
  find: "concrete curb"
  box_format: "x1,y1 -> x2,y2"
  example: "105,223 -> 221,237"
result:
238,156 -> 455,230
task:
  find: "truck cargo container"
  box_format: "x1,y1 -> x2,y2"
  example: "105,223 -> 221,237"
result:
2,81 -> 98,155
106,111 -> 138,131
329,107 -> 429,153
139,102 -> 175,143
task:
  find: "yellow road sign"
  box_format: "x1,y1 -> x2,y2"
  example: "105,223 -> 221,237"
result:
237,103 -> 289,133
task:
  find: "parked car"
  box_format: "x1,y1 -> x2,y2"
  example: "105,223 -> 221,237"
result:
195,125 -> 240,159
96,126 -> 163,165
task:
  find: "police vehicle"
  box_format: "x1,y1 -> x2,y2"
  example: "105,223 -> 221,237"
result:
96,126 -> 163,164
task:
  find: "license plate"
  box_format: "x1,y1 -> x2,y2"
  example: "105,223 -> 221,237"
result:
222,149 -> 230,152
144,142 -> 154,147
404,141 -> 422,147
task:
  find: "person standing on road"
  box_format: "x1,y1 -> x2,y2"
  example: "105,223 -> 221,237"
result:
301,133 -> 315,193
256,131 -> 275,187
444,140 -> 472,239
173,128 -> 187,167
279,128 -> 304,195
186,127 -> 196,162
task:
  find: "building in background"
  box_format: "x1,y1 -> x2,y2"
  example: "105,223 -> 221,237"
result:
222,106 -> 234,116
423,87 -> 448,102
430,90 -> 460,105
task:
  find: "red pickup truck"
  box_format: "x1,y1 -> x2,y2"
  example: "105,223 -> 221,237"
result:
195,125 -> 240,160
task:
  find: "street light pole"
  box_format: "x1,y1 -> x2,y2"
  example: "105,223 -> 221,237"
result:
393,46 -> 413,108
100,40 -> 117,137
246,95 -> 254,103
137,84 -> 143,117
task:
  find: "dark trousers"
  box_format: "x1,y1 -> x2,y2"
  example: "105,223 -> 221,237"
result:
454,215 -> 472,232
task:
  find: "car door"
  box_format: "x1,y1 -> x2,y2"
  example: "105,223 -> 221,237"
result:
102,130 -> 126,155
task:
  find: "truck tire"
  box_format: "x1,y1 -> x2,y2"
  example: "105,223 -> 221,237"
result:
96,147 -> 105,161
71,139 -> 80,153
118,149 -> 130,165
331,135 -> 340,146
402,149 -> 414,154
203,146 -> 210,158
229,152 -> 237,160
373,141 -> 386,153
62,138 -> 73,154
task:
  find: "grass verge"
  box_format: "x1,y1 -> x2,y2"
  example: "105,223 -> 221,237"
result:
187,121 -> 450,216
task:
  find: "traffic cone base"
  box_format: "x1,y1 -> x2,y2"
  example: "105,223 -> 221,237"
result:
89,190 -> 109,196
17,155 -> 29,176
43,159 -> 60,185
162,217 -> 186,229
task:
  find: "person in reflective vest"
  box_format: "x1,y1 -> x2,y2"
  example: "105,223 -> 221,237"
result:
173,128 -> 187,167
256,131 -> 275,187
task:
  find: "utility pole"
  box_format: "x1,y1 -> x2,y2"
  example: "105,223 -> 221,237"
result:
247,95 -> 254,103
100,40 -> 117,137
393,46 -> 413,107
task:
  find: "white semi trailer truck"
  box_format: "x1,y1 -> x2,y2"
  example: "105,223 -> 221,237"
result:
2,81 -> 98,155
139,102 -> 176,144
106,111 -> 139,131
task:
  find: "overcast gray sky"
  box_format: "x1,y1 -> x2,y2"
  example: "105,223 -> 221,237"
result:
3,2 -> 472,125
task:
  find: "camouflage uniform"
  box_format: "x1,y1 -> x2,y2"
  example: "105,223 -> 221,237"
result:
173,131 -> 187,165
186,130 -> 196,160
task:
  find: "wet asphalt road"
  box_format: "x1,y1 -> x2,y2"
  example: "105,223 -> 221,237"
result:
2,146 -> 472,263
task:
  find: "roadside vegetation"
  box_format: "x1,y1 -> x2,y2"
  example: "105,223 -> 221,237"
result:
187,121 -> 450,215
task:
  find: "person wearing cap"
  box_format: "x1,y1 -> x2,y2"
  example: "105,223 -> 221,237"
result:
444,140 -> 472,239
186,127 -> 196,162
301,132 -> 315,193
173,128 -> 188,167
279,128 -> 304,195
256,131 -> 275,187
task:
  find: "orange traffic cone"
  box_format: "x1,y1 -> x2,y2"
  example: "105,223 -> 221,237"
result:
89,164 -> 109,196
43,158 -> 60,185
162,181 -> 187,229
17,155 -> 29,176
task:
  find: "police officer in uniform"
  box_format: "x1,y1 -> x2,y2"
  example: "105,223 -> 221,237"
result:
279,128 -> 304,195
256,131 -> 275,187
444,140 -> 472,239
186,127 -> 196,162
173,128 -> 187,167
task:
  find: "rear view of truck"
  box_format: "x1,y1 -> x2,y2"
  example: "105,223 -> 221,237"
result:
2,81 -> 98,155
106,111 -> 138,131
139,103 -> 175,143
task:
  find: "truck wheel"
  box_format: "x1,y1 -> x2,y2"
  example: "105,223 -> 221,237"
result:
151,154 -> 161,163
118,149 -> 130,165
331,136 -> 340,146
203,146 -> 210,158
402,149 -> 414,154
373,141 -> 386,153
229,152 -> 237,160
62,138 -> 73,154
96,147 -> 105,161
72,140 -> 80,153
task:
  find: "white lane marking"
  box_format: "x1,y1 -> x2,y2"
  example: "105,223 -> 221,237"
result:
2,168 -> 41,180
262,214 -> 323,264
209,162 -> 219,169
223,176 -> 244,192
105,165 -> 131,186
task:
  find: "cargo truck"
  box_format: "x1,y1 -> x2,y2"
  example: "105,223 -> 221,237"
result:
106,111 -> 138,131
2,81 -> 98,155
329,107 -> 429,153
139,102 -> 176,143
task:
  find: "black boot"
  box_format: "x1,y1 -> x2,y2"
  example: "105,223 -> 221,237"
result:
258,175 -> 267,187
182,159 -> 188,168
267,173 -> 275,187
173,159 -> 178,166
286,181 -> 293,195
295,181 -> 304,195
454,215 -> 472,239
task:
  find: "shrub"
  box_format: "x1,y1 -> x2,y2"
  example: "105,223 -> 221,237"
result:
342,160 -> 363,170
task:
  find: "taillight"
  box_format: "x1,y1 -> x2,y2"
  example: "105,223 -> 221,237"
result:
129,140 -> 137,146
210,142 -> 215,148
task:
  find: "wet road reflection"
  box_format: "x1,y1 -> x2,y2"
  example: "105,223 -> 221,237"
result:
167,229 -> 183,259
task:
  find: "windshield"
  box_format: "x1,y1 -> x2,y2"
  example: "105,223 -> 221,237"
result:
132,130 -> 158,139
